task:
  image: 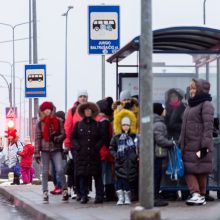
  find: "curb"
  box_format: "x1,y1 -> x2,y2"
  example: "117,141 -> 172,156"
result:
0,186 -> 58,220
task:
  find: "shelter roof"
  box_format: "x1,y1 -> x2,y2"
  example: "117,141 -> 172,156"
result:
107,26 -> 220,63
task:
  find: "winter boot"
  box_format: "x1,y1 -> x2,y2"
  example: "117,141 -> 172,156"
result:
43,191 -> 49,203
11,176 -> 20,185
124,191 -> 131,205
62,189 -> 69,201
116,190 -> 124,205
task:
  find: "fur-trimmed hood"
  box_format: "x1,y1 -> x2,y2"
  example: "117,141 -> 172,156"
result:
77,102 -> 100,118
113,109 -> 137,135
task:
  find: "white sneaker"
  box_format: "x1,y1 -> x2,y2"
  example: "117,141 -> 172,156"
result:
186,193 -> 206,205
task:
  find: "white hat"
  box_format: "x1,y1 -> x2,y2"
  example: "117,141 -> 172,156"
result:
121,117 -> 131,125
77,90 -> 88,98
120,90 -> 131,101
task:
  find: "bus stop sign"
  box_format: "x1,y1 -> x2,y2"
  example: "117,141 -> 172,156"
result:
25,64 -> 46,98
88,5 -> 120,55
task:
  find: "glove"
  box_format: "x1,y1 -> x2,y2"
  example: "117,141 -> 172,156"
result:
172,140 -> 176,146
63,147 -> 69,155
200,148 -> 209,158
35,155 -> 41,164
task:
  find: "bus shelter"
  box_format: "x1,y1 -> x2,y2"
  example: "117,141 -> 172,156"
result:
107,26 -> 220,198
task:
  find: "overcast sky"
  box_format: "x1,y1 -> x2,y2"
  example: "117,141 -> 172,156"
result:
0,0 -> 219,135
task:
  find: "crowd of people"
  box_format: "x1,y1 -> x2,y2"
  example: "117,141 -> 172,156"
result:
0,77 -> 216,207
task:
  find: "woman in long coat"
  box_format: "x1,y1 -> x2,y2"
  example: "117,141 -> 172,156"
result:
71,102 -> 103,204
180,78 -> 214,205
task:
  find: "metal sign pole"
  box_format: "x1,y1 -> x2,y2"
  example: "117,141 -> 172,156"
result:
102,55 -> 105,98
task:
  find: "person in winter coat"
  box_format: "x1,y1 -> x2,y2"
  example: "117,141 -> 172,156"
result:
18,136 -> 35,184
112,90 -> 139,132
50,111 -> 66,195
153,103 -> 174,207
96,97 -> 116,201
64,90 -> 88,200
0,131 -> 23,185
180,78 -> 214,206
165,88 -> 186,141
109,109 -> 138,205
163,88 -> 187,201
71,102 -> 104,204
34,101 -> 68,203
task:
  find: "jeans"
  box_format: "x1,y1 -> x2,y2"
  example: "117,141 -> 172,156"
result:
41,151 -> 67,192
51,159 -> 62,188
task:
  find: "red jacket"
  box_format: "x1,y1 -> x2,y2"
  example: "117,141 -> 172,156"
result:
64,107 -> 82,148
18,144 -> 35,168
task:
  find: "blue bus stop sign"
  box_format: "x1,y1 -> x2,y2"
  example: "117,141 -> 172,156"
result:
88,5 -> 120,55
25,64 -> 46,98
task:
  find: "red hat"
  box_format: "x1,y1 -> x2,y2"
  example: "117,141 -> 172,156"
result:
40,101 -> 53,111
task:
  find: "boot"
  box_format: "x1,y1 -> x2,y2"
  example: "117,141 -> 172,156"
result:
11,176 -> 20,185
62,189 -> 69,201
116,190 -> 124,205
43,191 -> 49,203
124,191 -> 131,205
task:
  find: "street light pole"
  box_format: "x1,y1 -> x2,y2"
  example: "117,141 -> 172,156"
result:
203,0 -> 207,25
62,6 -> 73,113
0,21 -> 30,113
0,74 -> 12,108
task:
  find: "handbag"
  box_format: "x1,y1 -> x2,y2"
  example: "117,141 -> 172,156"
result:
166,144 -> 184,180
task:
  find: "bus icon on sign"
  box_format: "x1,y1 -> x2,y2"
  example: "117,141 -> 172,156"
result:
93,19 -> 116,31
28,74 -> 43,82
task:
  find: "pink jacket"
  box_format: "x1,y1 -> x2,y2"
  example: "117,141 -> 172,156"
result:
64,108 -> 82,148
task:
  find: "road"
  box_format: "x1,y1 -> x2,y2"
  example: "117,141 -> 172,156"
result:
0,194 -> 33,220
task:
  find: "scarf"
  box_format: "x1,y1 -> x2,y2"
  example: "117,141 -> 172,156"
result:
117,133 -> 136,158
188,93 -> 212,107
169,100 -> 181,108
42,116 -> 60,141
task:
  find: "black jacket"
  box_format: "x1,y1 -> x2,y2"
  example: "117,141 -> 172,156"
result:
109,133 -> 138,181
71,117 -> 103,176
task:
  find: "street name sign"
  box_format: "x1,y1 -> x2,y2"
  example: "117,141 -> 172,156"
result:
25,64 -> 46,98
88,5 -> 120,55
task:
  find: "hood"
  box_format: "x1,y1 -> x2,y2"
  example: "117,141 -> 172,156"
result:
26,144 -> 35,154
153,113 -> 164,123
77,102 -> 100,119
114,109 -> 137,135
193,78 -> 210,95
165,88 -> 184,102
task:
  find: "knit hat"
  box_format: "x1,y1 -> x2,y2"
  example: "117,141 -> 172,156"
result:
55,111 -> 65,122
121,117 -> 131,125
120,90 -> 131,102
40,101 -> 53,111
96,97 -> 113,116
153,103 -> 165,116
77,90 -> 88,98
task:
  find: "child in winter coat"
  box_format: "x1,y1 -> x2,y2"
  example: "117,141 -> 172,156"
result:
109,109 -> 138,205
18,136 -> 35,184
153,103 -> 174,207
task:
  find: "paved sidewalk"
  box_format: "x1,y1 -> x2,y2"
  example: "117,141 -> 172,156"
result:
0,182 -> 220,220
